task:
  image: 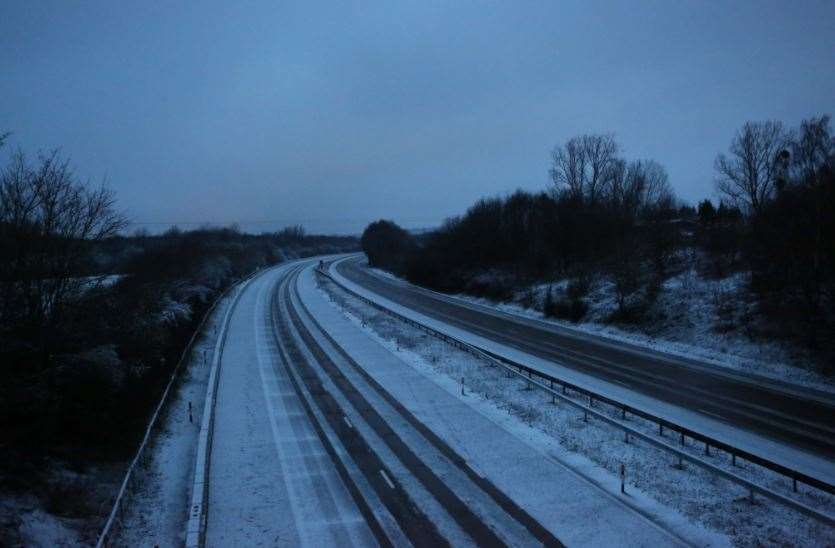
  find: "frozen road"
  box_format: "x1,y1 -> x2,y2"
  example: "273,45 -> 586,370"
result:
333,255 -> 835,473
194,258 -> 725,546
205,263 -> 377,547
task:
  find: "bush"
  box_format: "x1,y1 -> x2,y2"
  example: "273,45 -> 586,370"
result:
361,220 -> 416,275
542,285 -> 588,322
547,296 -> 589,323
463,270 -> 517,300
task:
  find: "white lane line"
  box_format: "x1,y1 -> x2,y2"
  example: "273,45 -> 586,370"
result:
343,416 -> 353,429
254,274 -> 308,547
379,470 -> 396,489
698,408 -> 727,422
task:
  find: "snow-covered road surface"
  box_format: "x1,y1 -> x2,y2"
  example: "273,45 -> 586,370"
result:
329,255 -> 835,488
190,257 -> 752,546
205,263 -> 377,547
295,265 -> 729,547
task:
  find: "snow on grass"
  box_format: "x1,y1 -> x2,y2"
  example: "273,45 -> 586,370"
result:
157,295 -> 193,325
0,460 -> 124,547
370,266 -> 835,392
18,508 -> 83,547
320,275 -> 835,548
113,293 -> 232,547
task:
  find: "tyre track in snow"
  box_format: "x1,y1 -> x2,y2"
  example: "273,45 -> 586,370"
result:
270,264 -> 448,547
279,265 -> 564,547
335,256 -> 835,463
202,262 -> 378,547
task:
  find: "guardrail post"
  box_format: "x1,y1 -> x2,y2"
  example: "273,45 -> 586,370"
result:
621,408 -> 626,420
620,464 -> 625,494
624,431 -> 629,444
551,392 -> 556,405
460,376 -> 465,396
327,263 -> 835,514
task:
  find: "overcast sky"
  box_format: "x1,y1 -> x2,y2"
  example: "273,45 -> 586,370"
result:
2,1 -> 834,234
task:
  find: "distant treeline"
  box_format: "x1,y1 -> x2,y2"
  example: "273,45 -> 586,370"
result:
0,143 -> 358,493
363,116 -> 835,366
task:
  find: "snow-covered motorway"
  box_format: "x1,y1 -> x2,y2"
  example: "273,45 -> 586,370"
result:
332,255 -> 835,484
194,258 -> 720,546
204,262 -> 378,546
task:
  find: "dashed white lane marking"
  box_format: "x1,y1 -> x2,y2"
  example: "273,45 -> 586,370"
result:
379,469 -> 396,489
698,408 -> 727,422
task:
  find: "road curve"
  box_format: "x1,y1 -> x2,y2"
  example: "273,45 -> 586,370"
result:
202,259 -> 563,546
334,254 -> 835,461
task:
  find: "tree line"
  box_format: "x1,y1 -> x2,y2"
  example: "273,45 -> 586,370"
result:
0,143 -> 358,498
362,115 -> 835,367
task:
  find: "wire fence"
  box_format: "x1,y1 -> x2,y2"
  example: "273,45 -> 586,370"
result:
95,272 -> 257,548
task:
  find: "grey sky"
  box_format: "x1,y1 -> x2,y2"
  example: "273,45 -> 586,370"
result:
2,1 -> 833,234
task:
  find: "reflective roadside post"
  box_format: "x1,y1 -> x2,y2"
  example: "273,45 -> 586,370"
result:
620,464 -> 626,494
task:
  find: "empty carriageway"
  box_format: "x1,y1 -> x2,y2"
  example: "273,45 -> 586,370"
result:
275,264 -> 565,547
204,262 -> 383,547
197,258 -> 706,547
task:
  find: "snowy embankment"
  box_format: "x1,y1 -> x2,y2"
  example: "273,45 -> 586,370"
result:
317,271 -> 835,547
111,293 -> 235,547
343,261 -> 835,485
371,266 -> 835,393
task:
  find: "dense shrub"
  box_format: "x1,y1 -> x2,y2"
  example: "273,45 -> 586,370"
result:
544,292 -> 589,323
361,118 -> 835,367
0,225 -> 358,465
361,220 -> 416,274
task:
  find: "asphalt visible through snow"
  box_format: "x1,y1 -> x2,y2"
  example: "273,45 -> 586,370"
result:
204,260 -> 563,547
335,256 -> 835,461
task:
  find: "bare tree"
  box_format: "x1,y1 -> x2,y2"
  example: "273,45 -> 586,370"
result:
550,134 -> 619,204
635,160 -> 674,211
790,115 -> 835,185
607,159 -> 674,215
0,150 -> 126,361
714,120 -> 790,213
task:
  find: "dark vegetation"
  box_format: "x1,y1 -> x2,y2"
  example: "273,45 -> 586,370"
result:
0,144 -> 358,517
362,116 -> 835,371
361,219 -> 416,273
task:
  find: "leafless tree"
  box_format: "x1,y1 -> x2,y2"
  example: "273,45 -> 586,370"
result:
607,159 -> 674,215
790,115 -> 835,185
0,150 -> 126,359
550,134 -> 619,204
714,120 -> 790,213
